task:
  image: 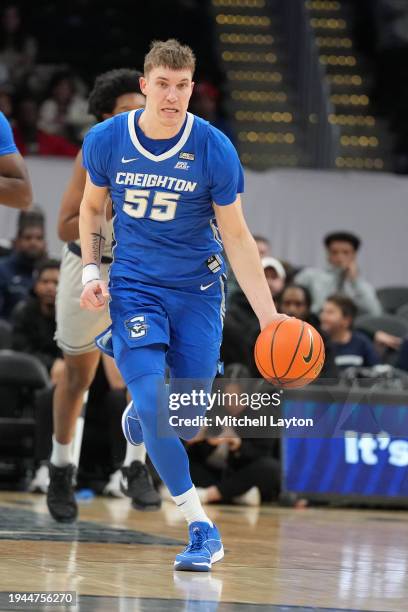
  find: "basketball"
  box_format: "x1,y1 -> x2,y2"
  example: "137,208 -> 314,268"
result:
254,318 -> 325,388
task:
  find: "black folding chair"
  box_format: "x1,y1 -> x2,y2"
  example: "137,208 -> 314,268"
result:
0,319 -> 12,349
0,350 -> 49,487
377,287 -> 408,314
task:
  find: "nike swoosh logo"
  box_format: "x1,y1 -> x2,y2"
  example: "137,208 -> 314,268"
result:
200,281 -> 216,291
121,156 -> 139,163
303,328 -> 314,364
192,562 -> 211,567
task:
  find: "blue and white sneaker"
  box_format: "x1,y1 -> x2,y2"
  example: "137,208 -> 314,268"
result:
121,401 -> 143,446
174,522 -> 224,572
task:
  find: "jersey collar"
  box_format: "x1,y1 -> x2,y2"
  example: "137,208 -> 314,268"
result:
127,110 -> 194,162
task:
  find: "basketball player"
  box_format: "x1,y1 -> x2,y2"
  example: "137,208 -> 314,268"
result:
80,40 -> 285,571
0,111 -> 32,208
47,69 -> 160,524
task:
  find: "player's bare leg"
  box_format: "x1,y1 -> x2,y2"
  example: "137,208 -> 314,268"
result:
53,351 -> 100,444
47,350 -> 100,523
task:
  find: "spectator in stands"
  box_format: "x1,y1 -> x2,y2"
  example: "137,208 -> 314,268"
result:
38,71 -> 91,143
13,98 -> 79,157
0,4 -> 37,89
279,284 -> 319,327
262,256 -> 286,300
253,234 -> 271,259
222,257 -> 286,374
190,81 -> 235,143
0,210 -> 47,319
0,89 -> 13,118
279,284 -> 338,381
320,295 -> 381,370
185,365 -> 280,506
395,337 -> 408,372
295,231 -> 382,316
11,258 -> 63,384
226,235 -> 272,303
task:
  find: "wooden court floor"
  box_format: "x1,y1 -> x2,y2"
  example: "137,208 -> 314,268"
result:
0,492 -> 407,611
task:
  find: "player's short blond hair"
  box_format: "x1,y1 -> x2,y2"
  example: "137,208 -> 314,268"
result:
144,39 -> 196,76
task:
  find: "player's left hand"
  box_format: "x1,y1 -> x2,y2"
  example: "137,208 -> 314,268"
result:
80,279 -> 110,311
260,312 -> 291,331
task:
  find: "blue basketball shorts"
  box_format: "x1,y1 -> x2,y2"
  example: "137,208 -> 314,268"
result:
95,275 -> 226,385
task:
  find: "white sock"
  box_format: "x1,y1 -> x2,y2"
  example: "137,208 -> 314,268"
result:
123,442 -> 147,466
172,485 -> 213,526
50,435 -> 72,467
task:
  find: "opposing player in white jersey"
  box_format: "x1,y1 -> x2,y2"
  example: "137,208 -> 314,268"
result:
47,69 -> 160,523
79,40 -> 286,571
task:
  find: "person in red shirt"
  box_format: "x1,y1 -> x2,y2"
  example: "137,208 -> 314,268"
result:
13,98 -> 79,157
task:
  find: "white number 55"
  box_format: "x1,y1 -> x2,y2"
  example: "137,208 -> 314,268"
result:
123,189 -> 179,222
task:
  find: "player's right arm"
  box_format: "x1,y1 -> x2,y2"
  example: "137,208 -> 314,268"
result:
0,112 -> 32,209
57,150 -> 86,241
58,149 -> 112,242
79,173 -> 110,311
78,119 -> 113,311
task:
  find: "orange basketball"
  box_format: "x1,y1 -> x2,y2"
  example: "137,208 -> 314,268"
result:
254,318 -> 325,388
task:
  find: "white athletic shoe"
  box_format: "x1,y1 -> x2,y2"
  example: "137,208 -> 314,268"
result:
28,463 -> 50,494
103,469 -> 126,498
232,486 -> 261,507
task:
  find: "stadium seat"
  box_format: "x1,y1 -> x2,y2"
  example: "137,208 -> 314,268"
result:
0,350 -> 50,487
377,287 -> 408,314
396,303 -> 408,321
0,319 -> 12,349
355,314 -> 408,338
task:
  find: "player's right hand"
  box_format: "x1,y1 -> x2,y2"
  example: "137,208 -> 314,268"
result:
80,279 -> 110,311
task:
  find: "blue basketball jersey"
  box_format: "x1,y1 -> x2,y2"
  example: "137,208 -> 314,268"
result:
0,111 -> 18,156
82,109 -> 244,287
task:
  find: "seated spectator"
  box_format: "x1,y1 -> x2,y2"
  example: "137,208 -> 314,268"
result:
320,295 -> 381,370
0,89 -> 13,118
395,336 -> 408,372
253,234 -> 271,259
13,98 -> 79,157
0,210 -> 47,319
262,256 -> 286,301
11,258 -> 63,384
279,284 -> 338,381
185,365 -> 280,506
190,81 -> 235,143
0,5 -> 37,90
38,71 -> 92,143
226,234 -> 271,304
222,257 -> 286,375
295,231 -> 382,316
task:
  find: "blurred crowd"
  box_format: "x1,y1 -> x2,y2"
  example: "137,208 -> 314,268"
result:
0,3 -> 232,157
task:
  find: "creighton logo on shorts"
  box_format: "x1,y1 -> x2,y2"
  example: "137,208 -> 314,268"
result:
125,315 -> 147,339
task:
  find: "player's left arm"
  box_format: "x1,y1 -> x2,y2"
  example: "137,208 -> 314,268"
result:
214,197 -> 286,330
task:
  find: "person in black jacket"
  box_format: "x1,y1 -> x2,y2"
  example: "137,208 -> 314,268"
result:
11,258 -> 63,383
0,212 -> 47,319
278,283 -> 339,383
222,257 -> 287,376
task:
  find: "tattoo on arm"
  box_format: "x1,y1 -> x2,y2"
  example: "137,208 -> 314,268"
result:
90,227 -> 106,264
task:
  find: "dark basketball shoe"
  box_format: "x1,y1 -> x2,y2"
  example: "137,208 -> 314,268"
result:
47,463 -> 78,523
120,460 -> 161,511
